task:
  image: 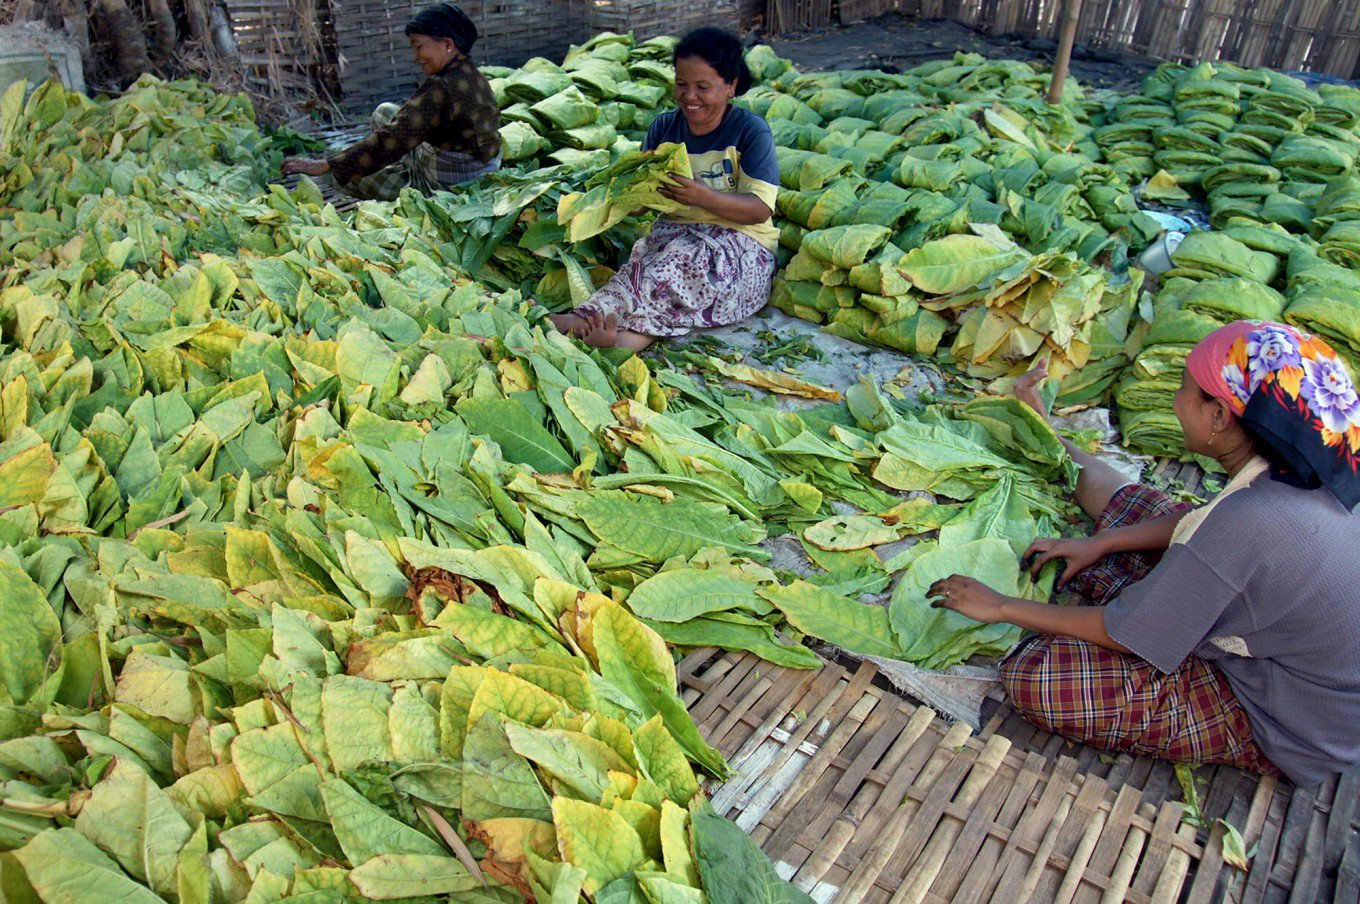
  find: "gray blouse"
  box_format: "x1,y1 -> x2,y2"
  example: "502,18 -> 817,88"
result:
1105,474 -> 1360,786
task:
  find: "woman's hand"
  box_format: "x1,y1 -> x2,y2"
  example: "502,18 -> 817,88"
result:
1022,536 -> 1108,587
926,576 -> 1010,624
282,157 -> 331,177
657,174 -> 713,208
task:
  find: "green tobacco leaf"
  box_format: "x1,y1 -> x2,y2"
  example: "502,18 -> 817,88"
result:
888,538 -> 1022,670
321,675 -> 394,772
577,492 -> 767,563
456,396 -> 575,473
937,474 -> 1035,558
552,797 -> 647,895
230,723 -> 327,822
526,847 -> 588,904
504,722 -> 631,801
433,602 -> 556,660
321,778 -> 445,865
348,854 -> 482,899
642,615 -> 821,670
462,715 -> 554,822
659,800 -> 698,886
73,759 -> 194,897
556,142 -> 691,242
0,560 -> 63,706
592,605 -> 728,778
759,581 -> 903,659
0,444 -> 56,508
1217,820 -> 1252,871
13,829 -> 167,904
113,651 -> 195,724
633,716 -> 699,806
625,570 -> 769,622
898,233 -> 1028,295
638,871 -> 705,904
691,800 -> 814,904
801,225 -> 893,269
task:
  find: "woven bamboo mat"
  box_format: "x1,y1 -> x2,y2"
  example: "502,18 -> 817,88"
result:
982,705 -> 1360,904
678,647 -> 1213,903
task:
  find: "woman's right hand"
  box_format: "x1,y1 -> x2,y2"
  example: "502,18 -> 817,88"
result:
1023,536 -> 1109,587
281,157 -> 330,177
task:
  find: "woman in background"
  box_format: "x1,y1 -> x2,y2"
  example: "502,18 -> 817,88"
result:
281,3 -> 501,199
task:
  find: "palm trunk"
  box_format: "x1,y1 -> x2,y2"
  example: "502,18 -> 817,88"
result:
145,0 -> 177,68
96,0 -> 153,84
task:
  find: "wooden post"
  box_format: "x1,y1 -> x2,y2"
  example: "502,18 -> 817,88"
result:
1046,0 -> 1085,104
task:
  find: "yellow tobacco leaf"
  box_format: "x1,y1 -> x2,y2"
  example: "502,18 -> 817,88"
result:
706,357 -> 842,401
469,817 -> 557,865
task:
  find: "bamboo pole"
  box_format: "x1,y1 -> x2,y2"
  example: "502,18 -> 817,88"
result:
1046,0 -> 1085,104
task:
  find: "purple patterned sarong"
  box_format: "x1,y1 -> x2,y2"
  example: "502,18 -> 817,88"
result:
575,219 -> 777,337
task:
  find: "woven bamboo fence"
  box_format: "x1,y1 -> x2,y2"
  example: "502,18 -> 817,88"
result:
223,0 -> 340,108
904,0 -> 1360,79
587,0 -> 743,38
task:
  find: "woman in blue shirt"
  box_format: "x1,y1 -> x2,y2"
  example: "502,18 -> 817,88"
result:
550,28 -> 780,351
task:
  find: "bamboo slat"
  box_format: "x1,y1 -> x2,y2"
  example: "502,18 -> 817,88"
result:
677,649 -> 1218,903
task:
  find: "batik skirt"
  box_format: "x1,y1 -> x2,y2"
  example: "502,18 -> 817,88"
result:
999,483 -> 1280,775
574,219 -> 777,337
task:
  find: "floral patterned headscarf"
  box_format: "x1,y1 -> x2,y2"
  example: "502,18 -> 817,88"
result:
1186,320 -> 1360,510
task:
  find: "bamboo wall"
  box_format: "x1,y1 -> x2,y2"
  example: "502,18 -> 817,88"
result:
904,0 -> 1360,79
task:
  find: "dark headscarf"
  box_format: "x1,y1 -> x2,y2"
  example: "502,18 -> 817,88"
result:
1187,320 -> 1360,510
406,3 -> 477,55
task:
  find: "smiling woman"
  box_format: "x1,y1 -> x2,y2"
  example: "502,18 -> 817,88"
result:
549,28 -> 781,351
280,3 -> 502,200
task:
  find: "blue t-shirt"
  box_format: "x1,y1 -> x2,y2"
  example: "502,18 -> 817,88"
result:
644,105 -> 780,250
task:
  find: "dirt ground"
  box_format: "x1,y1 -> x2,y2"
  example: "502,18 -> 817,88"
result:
766,14 -> 1156,94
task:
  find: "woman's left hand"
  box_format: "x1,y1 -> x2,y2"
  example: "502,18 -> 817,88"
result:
926,575 -> 1011,624
282,157 -> 330,177
657,175 -> 712,208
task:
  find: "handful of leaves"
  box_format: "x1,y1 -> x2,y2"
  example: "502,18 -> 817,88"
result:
556,142 -> 692,241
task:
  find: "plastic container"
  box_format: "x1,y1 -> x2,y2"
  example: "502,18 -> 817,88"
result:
1137,230 -> 1186,275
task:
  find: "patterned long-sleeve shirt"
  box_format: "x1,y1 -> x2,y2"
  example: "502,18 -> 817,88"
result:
328,56 -> 501,184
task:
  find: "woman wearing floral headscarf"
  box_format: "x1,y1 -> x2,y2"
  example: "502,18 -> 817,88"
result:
281,3 -> 501,199
929,320 -> 1360,787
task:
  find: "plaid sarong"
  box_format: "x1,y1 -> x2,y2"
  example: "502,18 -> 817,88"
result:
999,483 -> 1281,775
336,103 -> 501,201
1065,483 -> 1193,605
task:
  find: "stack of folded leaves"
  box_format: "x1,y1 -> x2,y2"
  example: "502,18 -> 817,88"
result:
1115,230 -> 1291,461
773,224 -> 1140,402
1284,247 -> 1360,377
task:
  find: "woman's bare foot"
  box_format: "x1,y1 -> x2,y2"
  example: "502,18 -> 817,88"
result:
1014,366 -> 1052,425
550,310 -> 656,352
578,311 -> 619,348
